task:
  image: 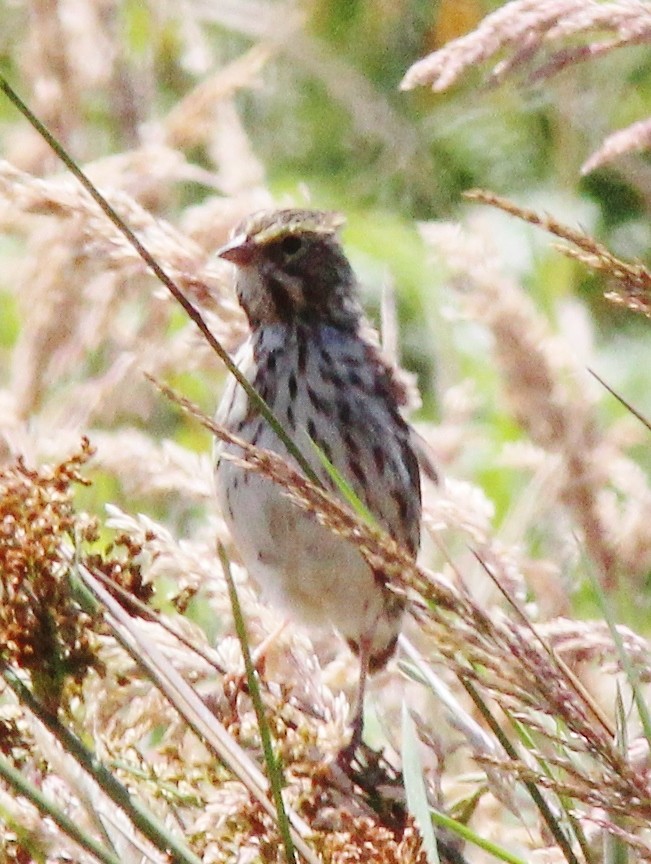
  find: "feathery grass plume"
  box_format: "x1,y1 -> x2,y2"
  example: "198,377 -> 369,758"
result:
153,380 -> 651,842
89,431 -> 214,502
163,44 -> 275,151
401,0 -> 651,91
401,0 -> 651,175
466,189 -> 651,319
581,117 -> 651,174
419,217 -> 623,591
0,160 -> 241,320
537,617 -> 651,677
456,192 -> 651,579
0,450 -> 323,863
0,158 -> 248,429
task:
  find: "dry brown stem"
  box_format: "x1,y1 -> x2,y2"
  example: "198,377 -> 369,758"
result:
466,188 -> 651,319
152,378 -> 651,833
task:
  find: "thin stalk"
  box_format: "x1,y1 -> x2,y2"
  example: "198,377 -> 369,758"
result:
584,565 -> 651,750
75,560 -> 319,864
0,752 -> 122,864
309,439 -> 377,527
218,543 -> 296,864
428,807 -> 528,864
588,369 -> 651,434
462,679 -> 582,864
0,73 -> 319,487
511,717 -> 595,864
2,666 -> 204,864
470,547 -> 614,740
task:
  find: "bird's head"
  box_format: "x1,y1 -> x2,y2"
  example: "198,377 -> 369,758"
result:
217,208 -> 361,329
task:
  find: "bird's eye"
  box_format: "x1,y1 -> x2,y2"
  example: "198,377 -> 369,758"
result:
280,235 -> 303,257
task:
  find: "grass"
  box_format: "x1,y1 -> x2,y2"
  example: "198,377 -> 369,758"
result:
2,2 -> 651,862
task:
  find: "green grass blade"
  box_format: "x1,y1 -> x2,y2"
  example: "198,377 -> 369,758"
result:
584,565 -> 651,747
2,666 -> 204,864
0,751 -> 122,864
76,561 -> 319,863
604,683 -> 629,864
401,702 -> 440,864
309,437 -> 377,526
462,679 -> 581,864
509,715 -> 595,864
219,543 -> 297,864
428,808 -> 529,864
0,73 -> 319,488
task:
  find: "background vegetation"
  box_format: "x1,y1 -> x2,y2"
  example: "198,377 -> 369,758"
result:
2,1 -> 651,862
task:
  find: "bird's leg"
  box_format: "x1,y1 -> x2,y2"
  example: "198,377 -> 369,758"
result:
338,632 -> 372,764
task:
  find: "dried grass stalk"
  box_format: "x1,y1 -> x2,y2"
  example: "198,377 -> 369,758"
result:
154,379 -> 651,835
466,188 -> 651,318
401,0 -> 651,172
421,214 -> 625,592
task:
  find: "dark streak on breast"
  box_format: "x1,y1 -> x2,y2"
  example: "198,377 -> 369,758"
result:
343,431 -> 360,457
372,444 -> 385,475
337,400 -> 351,425
307,384 -> 329,415
297,337 -> 308,374
307,418 -> 317,440
391,488 -> 410,524
288,371 -> 297,400
348,458 -> 366,487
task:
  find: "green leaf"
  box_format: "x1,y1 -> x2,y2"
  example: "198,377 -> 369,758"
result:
309,436 -> 378,526
218,544 -> 297,864
401,701 -> 440,864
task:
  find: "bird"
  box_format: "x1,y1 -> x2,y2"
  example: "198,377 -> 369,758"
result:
214,208 -> 421,752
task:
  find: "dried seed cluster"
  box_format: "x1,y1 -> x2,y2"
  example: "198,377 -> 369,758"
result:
0,439 -> 101,708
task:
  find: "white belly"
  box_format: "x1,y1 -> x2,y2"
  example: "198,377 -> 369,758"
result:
217,450 -> 393,649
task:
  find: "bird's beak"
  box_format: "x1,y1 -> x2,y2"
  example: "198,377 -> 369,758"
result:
216,233 -> 256,265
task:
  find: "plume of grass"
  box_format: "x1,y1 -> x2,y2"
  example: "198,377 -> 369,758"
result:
2,8 -> 651,860
0,749 -> 122,864
420,214 -> 622,592
402,0 -> 651,93
153,379 -> 651,848
465,189 -> 651,319
401,0 -> 651,178
0,438 -> 437,862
